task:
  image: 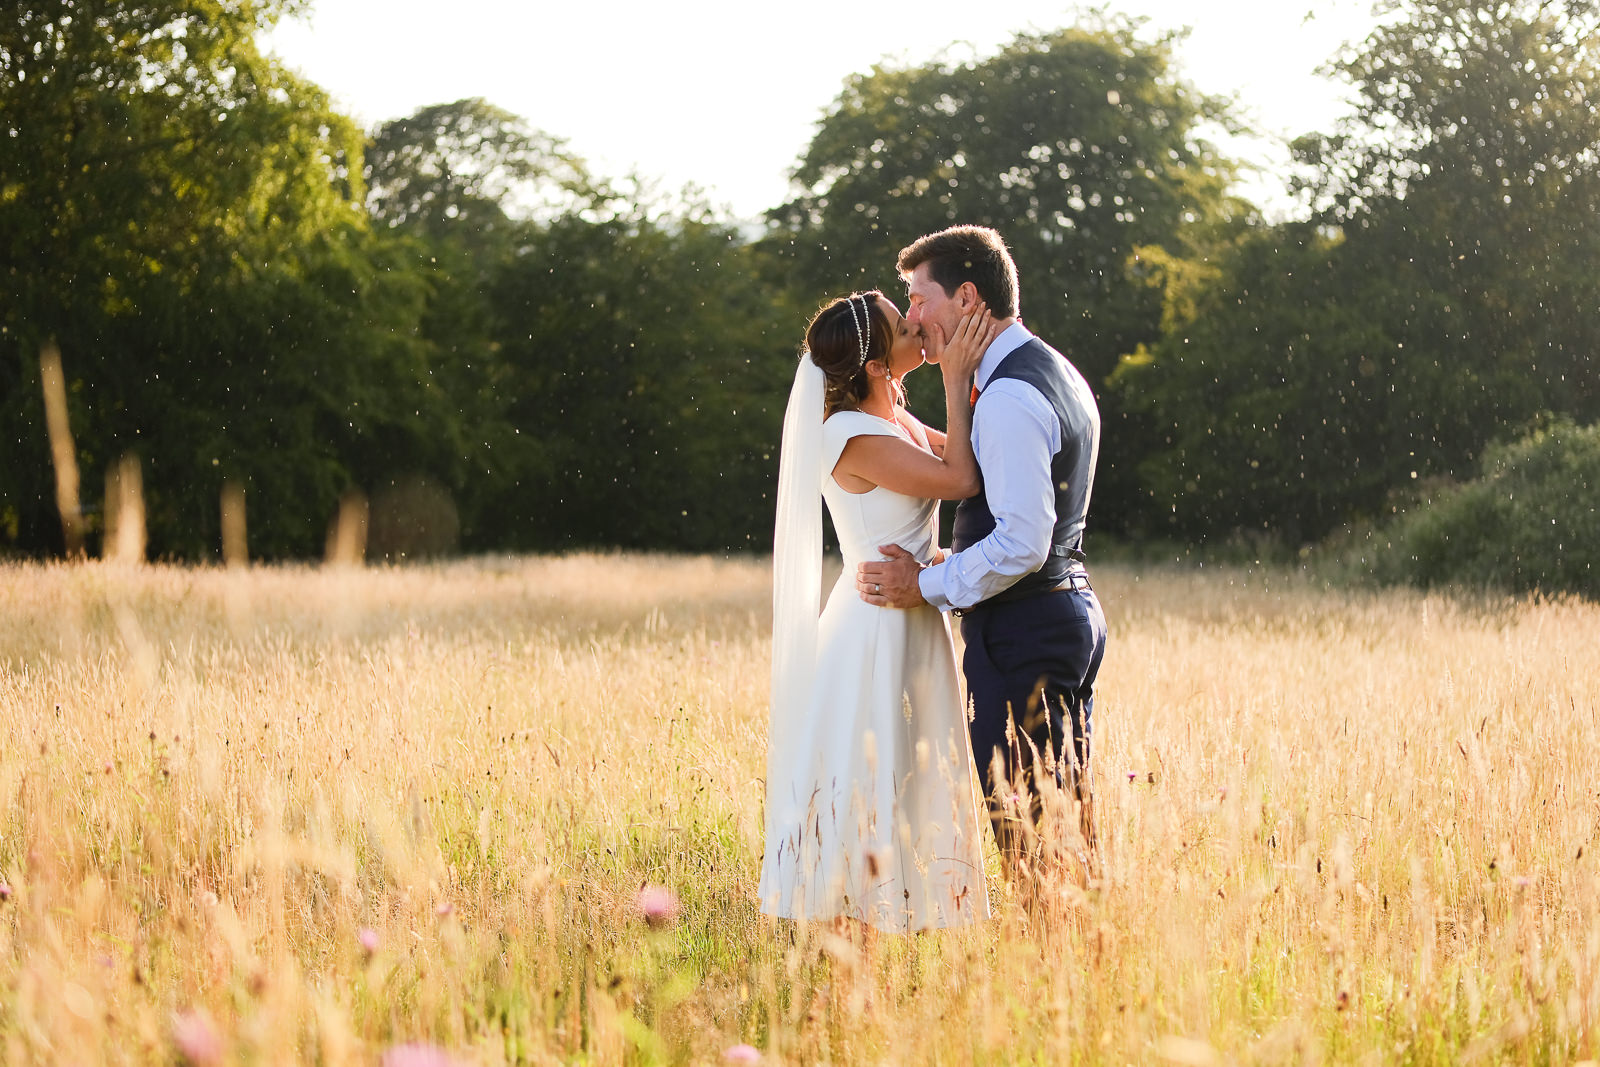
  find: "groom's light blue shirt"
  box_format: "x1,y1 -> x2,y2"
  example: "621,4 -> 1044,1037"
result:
918,321 -> 1064,611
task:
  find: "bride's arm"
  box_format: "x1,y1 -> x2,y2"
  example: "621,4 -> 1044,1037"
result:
901,415 -> 948,458
834,306 -> 996,501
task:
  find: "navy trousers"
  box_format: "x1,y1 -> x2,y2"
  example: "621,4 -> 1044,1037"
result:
959,583 -> 1107,857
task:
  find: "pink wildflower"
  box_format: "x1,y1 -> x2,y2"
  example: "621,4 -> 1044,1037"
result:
381,1044 -> 455,1067
636,884 -> 680,928
358,927 -> 380,954
724,1044 -> 763,1063
171,1009 -> 223,1066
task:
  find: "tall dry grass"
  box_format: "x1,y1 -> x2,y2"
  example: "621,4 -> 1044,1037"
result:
1,555 -> 1598,1065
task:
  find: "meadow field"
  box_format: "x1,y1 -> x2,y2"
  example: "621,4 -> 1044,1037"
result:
1,554 -> 1598,1065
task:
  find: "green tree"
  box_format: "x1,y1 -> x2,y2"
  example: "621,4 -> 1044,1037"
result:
365,96 -> 590,242
2,1 -> 284,550
488,191 -> 800,552
764,18 -> 1250,533
359,99 -> 610,549
1114,223 -> 1457,542
1295,0 -> 1600,428
362,99 -> 808,553
1119,0 -> 1600,544
0,0 -> 444,558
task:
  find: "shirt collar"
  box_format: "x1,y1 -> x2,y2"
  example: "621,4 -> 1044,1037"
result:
974,321 -> 1033,391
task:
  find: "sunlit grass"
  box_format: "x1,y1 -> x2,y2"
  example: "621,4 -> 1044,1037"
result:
1,554 -> 1598,1064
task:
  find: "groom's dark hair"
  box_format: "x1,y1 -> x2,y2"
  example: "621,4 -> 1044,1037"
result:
896,225 -> 1019,320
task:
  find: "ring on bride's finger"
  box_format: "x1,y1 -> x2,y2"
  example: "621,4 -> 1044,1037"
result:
874,583 -> 881,594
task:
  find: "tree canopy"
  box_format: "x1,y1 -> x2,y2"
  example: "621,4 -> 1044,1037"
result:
1117,0 -> 1600,545
365,96 -> 591,242
763,19 -> 1250,532
1,1 -> 454,557
8,0 -> 1600,589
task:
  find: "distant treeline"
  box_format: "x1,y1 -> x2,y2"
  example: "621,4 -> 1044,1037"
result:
4,0 -> 1600,562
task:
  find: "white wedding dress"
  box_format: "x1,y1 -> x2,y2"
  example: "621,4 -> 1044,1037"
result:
759,410 -> 991,932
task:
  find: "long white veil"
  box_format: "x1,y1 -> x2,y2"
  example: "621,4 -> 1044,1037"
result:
765,352 -> 824,836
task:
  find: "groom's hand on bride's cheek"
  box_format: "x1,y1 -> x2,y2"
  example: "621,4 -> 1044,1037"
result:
856,545 -> 927,609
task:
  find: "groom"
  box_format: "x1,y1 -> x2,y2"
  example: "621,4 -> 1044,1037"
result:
858,224 -> 1108,874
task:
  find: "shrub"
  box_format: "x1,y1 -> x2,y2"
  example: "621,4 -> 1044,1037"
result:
1368,420 -> 1600,597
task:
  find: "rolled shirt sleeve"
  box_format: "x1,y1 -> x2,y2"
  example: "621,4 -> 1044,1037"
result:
918,377 -> 1061,611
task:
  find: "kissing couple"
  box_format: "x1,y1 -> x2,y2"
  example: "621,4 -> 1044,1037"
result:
759,224 -> 1109,932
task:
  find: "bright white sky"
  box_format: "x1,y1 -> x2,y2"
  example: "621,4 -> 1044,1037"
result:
266,0 -> 1381,221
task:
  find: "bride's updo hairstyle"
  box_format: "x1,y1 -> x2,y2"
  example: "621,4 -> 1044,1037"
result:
805,291 -> 894,416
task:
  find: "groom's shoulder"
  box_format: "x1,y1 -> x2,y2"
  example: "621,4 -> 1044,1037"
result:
996,335 -> 1075,380
993,337 -> 1097,417
1019,332 -> 1071,363
1028,335 -> 1093,384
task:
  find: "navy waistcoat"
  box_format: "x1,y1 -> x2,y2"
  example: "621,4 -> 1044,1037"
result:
951,337 -> 1099,605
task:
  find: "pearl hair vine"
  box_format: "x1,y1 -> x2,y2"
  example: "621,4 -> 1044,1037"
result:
846,294 -> 871,367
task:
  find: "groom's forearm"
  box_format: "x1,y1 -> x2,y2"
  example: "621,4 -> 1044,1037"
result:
918,562 -> 952,610
929,525 -> 1052,611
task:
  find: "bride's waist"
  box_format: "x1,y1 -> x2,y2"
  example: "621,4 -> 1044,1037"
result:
839,546 -> 937,570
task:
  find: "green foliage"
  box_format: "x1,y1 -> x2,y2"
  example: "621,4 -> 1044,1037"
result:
1296,0 -> 1600,427
486,196 -> 800,552
361,95 -> 801,555
25,0 -> 1600,558
365,96 -> 591,243
2,1 -> 281,552
359,99 -> 596,553
1114,222 -> 1476,543
1,8 -> 801,562
1366,419 -> 1600,597
762,18 -> 1251,534
1119,0 -> 1600,545
0,4 -> 486,558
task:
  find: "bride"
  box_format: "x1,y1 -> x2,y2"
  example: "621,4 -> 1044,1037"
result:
760,288 -> 999,932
